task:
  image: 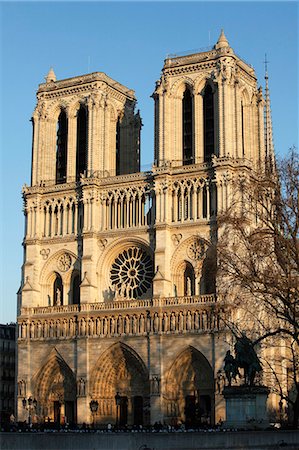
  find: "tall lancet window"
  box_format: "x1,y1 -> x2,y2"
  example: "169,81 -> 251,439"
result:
203,84 -> 215,161
182,87 -> 193,165
116,118 -> 121,175
76,105 -> 87,181
56,110 -> 68,184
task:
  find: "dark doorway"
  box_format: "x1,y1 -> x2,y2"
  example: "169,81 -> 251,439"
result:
65,401 -> 75,425
185,395 -> 196,428
119,396 -> 128,426
199,395 -> 211,425
54,401 -> 61,424
133,396 -> 143,426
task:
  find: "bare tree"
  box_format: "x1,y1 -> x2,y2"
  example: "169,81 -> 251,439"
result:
217,147 -> 299,427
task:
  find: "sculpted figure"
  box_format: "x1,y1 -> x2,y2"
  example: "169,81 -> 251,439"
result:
153,313 -> 159,333
234,334 -> 262,386
30,322 -> 35,339
162,313 -> 168,332
139,314 -> 145,333
186,277 -> 192,296
132,315 -> 137,334
178,311 -> 184,332
81,318 -> 86,336
103,317 -> 108,335
56,288 -> 61,306
125,315 -> 130,334
110,316 -> 115,334
223,350 -> 239,386
170,312 -> 176,332
77,378 -> 85,396
96,317 -> 101,335
186,311 -> 192,331
44,321 -> 48,338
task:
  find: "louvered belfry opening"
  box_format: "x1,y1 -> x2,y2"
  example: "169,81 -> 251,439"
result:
56,110 -> 68,184
203,84 -> 214,161
76,105 -> 87,181
182,87 -> 193,165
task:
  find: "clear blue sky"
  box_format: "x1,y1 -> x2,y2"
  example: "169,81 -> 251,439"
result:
0,1 -> 298,324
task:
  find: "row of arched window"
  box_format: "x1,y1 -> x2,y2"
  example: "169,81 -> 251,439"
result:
56,106 -> 88,184
55,107 -> 123,184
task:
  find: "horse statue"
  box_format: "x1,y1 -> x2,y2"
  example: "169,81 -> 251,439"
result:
234,334 -> 262,386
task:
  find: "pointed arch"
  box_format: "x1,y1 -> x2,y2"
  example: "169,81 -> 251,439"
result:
76,104 -> 88,180
56,109 -> 68,184
164,346 -> 214,426
32,349 -> 76,423
89,342 -> 150,426
182,85 -> 194,165
203,83 -> 215,161
116,116 -> 121,175
90,342 -> 149,398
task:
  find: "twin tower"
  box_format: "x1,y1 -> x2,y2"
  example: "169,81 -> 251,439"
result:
21,30 -> 269,309
17,31 -> 273,427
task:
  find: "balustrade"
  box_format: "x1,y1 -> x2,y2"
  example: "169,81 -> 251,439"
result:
18,294 -> 223,341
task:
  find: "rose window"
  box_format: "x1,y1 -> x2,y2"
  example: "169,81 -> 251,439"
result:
110,246 -> 153,299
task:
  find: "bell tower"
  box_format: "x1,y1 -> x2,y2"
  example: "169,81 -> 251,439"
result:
21,70 -> 142,309
31,69 -> 141,186
153,30 -> 266,170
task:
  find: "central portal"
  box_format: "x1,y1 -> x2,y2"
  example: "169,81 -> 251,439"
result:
90,343 -> 150,426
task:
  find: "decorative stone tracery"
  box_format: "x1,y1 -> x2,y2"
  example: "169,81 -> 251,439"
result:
110,246 -> 153,299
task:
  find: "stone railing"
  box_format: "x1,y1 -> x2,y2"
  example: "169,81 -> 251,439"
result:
20,294 -> 217,317
18,294 -> 223,341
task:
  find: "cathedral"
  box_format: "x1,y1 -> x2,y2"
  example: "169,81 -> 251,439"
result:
17,31 -> 275,427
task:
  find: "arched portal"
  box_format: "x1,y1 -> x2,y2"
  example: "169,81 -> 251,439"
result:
90,342 -> 150,426
164,346 -> 214,428
33,350 -> 76,425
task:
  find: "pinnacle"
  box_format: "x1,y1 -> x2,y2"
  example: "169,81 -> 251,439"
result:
45,67 -> 56,83
215,29 -> 229,49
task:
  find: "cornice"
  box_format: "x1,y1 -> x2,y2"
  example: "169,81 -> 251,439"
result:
37,72 -> 136,102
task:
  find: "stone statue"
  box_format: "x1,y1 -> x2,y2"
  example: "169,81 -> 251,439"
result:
78,378 -> 85,396
223,334 -> 262,387
223,350 -> 239,386
234,334 -> 262,386
186,277 -> 192,296
56,288 -> 61,306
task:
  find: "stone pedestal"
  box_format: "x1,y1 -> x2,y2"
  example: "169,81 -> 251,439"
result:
223,386 -> 270,429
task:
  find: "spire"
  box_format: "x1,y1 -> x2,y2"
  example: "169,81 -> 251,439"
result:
215,29 -> 229,49
45,67 -> 56,83
264,54 -> 275,173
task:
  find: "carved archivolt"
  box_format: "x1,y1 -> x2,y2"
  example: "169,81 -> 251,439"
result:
32,349 -> 76,419
164,346 -> 214,420
90,342 -> 149,398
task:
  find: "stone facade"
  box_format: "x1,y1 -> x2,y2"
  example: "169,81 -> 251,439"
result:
17,31 -> 275,427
